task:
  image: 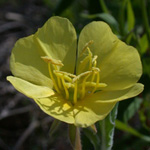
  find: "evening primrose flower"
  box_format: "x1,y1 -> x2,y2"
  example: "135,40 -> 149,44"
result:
7,16 -> 144,127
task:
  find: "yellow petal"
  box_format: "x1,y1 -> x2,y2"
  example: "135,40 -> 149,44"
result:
77,21 -> 142,90
73,83 -> 143,127
73,99 -> 116,128
10,16 -> 77,87
99,41 -> 142,90
10,35 -> 52,87
91,83 -> 144,103
34,16 -> 77,73
77,21 -> 118,74
7,76 -> 54,98
34,94 -> 74,124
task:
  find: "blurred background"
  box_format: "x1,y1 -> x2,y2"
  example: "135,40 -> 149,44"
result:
0,0 -> 150,150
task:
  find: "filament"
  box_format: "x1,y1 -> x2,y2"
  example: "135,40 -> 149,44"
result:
48,63 -> 60,93
61,76 -> 69,99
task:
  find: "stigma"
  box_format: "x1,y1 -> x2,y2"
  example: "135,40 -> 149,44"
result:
41,41 -> 107,105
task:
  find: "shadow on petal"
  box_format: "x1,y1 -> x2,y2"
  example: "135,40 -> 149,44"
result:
34,94 -> 75,124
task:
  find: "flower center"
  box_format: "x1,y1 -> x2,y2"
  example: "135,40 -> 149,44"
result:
41,41 -> 107,105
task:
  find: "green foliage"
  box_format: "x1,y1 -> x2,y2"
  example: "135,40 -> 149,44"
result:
115,120 -> 150,142
127,0 -> 135,31
83,128 -> 100,150
138,34 -> 149,55
1,0 -> 150,149
123,97 -> 142,123
99,103 -> 119,150
81,13 -> 119,33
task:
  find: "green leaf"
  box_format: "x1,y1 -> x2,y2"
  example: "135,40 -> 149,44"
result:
123,97 -> 142,123
127,0 -> 135,31
99,103 -> 119,150
138,34 -> 149,55
83,128 -> 100,150
99,0 -> 109,13
81,13 -> 119,33
115,120 -> 150,142
119,0 -> 128,36
125,32 -> 134,44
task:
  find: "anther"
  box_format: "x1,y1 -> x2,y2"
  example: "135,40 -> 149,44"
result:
92,55 -> 98,64
80,40 -> 94,57
54,71 -> 73,82
92,67 -> 100,73
54,70 -> 76,78
72,71 -> 92,83
41,56 -> 64,66
81,82 -> 107,88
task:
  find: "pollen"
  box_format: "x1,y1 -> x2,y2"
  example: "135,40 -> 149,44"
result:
41,41 -> 107,105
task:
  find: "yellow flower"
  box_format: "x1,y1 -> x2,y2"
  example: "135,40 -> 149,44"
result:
7,16 -> 144,127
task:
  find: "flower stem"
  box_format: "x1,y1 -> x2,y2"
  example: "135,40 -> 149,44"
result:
101,119 -> 106,150
75,127 -> 82,150
69,125 -> 82,150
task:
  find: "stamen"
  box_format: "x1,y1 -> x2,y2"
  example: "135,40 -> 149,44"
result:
73,81 -> 78,104
41,56 -> 64,66
80,40 -> 94,57
40,41 -> 108,103
92,55 -> 98,67
92,67 -> 100,72
61,76 -> 69,99
79,54 -> 91,73
91,73 -> 96,82
91,67 -> 99,82
80,55 -> 90,64
72,71 -> 92,83
48,63 -> 60,93
87,47 -> 92,70
80,73 -> 91,99
53,65 -> 62,89
55,70 -> 76,78
83,82 -> 107,88
91,72 -> 100,94
65,83 -> 75,88
54,71 -> 73,82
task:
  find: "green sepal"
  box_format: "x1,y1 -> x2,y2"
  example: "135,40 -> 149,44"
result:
49,119 -> 61,137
